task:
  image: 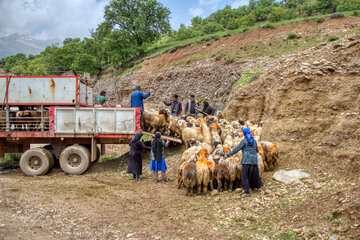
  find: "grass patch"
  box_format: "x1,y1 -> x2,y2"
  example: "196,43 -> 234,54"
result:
111,64 -> 143,77
276,231 -> 302,240
233,71 -> 264,89
99,154 -> 116,163
0,153 -> 21,168
287,33 -> 302,40
141,134 -> 153,142
170,54 -> 205,67
328,36 -> 339,42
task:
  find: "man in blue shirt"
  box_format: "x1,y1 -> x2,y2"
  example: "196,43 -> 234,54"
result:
130,85 -> 152,112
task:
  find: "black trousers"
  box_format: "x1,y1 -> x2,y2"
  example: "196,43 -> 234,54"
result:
241,164 -> 261,194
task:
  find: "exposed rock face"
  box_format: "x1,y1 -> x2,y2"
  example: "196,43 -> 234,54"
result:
224,35 -> 360,176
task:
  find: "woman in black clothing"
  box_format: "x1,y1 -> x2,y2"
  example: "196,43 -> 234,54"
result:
127,133 -> 151,180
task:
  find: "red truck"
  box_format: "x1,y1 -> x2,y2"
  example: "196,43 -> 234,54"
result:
0,75 -> 141,176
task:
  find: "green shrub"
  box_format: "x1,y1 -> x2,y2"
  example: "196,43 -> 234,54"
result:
262,23 -> 276,29
287,33 -> 302,39
330,13 -> 345,19
328,36 -> 339,41
317,18 -> 325,23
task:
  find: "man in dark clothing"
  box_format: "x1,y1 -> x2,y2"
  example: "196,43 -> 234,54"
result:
163,94 -> 182,117
130,85 -> 152,112
184,94 -> 199,117
201,101 -> 215,117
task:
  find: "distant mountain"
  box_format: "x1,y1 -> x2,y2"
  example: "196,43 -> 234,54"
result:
0,33 -> 59,58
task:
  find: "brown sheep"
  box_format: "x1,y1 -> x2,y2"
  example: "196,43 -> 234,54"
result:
222,147 -> 241,191
258,145 -> 267,170
195,157 -> 215,194
168,117 -> 182,138
259,141 -> 279,171
214,164 -> 230,192
181,127 -> 203,148
141,111 -> 169,134
183,159 -> 197,196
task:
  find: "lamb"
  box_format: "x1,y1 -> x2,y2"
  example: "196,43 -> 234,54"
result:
214,164 -> 230,191
183,159 -> 197,196
259,141 -> 279,171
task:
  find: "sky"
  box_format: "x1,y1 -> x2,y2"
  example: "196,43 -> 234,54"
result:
0,0 -> 249,41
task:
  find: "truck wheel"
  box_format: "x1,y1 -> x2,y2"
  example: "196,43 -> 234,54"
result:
42,147 -> 55,171
59,145 -> 91,175
82,145 -> 100,162
20,148 -> 51,176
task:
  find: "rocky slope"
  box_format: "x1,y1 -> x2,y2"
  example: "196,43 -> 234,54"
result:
224,35 -> 360,178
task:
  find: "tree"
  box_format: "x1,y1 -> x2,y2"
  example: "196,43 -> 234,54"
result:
317,0 -> 339,13
191,16 -> 203,27
101,0 -> 171,46
63,37 -> 81,46
202,22 -> 224,34
337,0 -> 360,11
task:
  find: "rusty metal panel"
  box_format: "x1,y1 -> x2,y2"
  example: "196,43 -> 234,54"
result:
79,82 -> 93,106
54,108 -> 75,133
115,109 -> 136,134
75,108 -> 94,133
6,77 -> 77,104
0,77 -> 6,102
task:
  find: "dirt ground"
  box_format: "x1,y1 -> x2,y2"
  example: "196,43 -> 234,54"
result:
1,143 -> 359,240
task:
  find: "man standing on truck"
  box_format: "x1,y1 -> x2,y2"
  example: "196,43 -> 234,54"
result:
184,94 -> 199,117
94,90 -> 111,107
162,94 -> 182,117
130,85 -> 152,112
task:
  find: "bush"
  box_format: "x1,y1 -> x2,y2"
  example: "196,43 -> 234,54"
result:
287,33 -> 302,40
262,23 -> 276,29
337,0 -> 360,12
202,22 -> 224,34
237,14 -> 256,28
353,11 -> 360,16
330,13 -> 345,19
328,36 -> 339,41
227,19 -> 239,30
317,18 -> 325,23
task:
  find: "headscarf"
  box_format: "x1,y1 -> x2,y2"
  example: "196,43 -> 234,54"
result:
130,132 -> 142,144
203,101 -> 209,107
242,128 -> 254,144
152,131 -> 163,162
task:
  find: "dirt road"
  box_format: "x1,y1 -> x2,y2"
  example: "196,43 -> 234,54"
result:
0,145 -> 359,240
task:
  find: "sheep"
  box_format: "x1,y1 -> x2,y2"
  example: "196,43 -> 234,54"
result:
181,127 -> 204,148
183,159 -> 197,196
198,118 -> 212,146
141,111 -> 169,133
210,123 -> 222,146
221,147 -> 241,191
257,153 -> 265,177
258,144 -> 267,170
259,141 -> 279,171
168,117 -> 182,138
195,157 -> 215,194
181,145 -> 202,163
214,164 -> 230,191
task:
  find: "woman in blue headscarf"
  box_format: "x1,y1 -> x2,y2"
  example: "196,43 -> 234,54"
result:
128,132 -> 151,180
224,128 -> 261,196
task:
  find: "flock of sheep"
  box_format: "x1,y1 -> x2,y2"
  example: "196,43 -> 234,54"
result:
141,109 -> 279,196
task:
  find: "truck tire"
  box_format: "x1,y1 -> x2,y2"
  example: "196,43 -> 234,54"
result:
59,145 -> 91,175
20,148 -> 51,176
43,145 -> 58,168
42,147 -> 55,171
82,145 -> 100,162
